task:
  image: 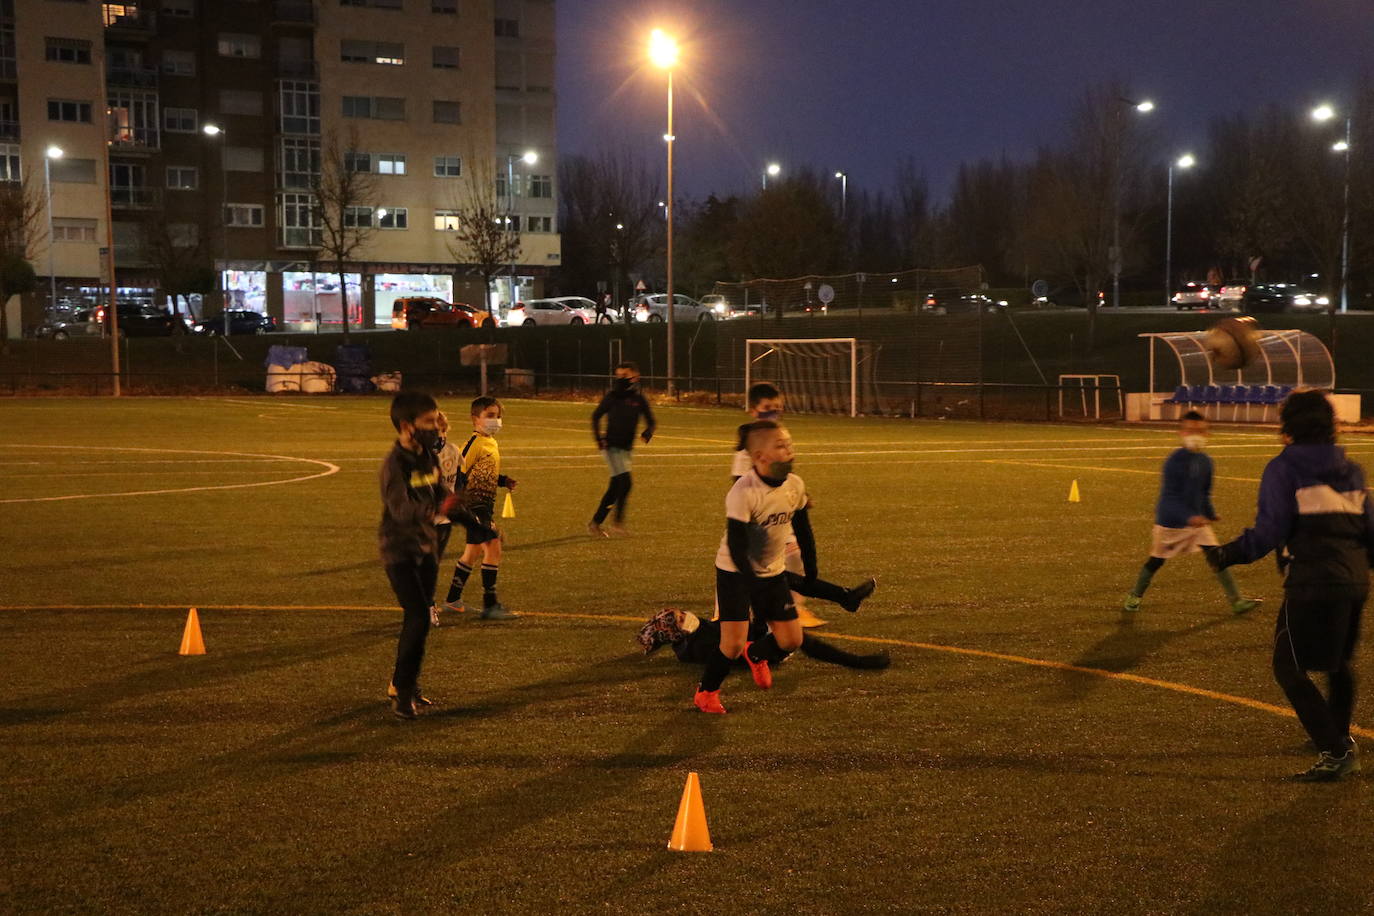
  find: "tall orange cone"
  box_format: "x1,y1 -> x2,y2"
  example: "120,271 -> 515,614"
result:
502,492 -> 516,518
178,607 -> 206,656
1068,479 -> 1081,503
667,772 -> 713,852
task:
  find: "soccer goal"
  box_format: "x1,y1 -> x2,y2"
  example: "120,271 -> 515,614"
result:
746,338 -> 869,417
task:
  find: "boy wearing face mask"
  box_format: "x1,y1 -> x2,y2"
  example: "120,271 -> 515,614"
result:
588,361 -> 656,537
441,396 -> 518,620
1122,410 -> 1260,614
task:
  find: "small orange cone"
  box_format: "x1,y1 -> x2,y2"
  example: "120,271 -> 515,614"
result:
178,607 -> 206,656
1068,479 -> 1081,503
502,492 -> 516,518
667,772 -> 713,852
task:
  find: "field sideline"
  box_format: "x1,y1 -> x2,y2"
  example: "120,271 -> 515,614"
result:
3,397 -> 1373,914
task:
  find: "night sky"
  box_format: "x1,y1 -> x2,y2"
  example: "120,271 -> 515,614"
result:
557,0 -> 1373,202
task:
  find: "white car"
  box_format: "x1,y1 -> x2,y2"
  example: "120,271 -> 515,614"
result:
1216,280 -> 1248,309
630,293 -> 714,323
506,296 -> 599,327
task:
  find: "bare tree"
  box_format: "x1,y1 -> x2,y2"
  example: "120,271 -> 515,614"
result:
312,128 -> 378,340
138,215 -> 216,339
557,150 -> 662,309
0,176 -> 44,353
445,155 -> 521,312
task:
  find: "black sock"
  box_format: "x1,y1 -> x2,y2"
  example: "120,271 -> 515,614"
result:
481,563 -> 499,607
747,632 -> 786,664
592,478 -> 617,525
801,634 -> 890,669
700,648 -> 734,692
445,561 -> 472,603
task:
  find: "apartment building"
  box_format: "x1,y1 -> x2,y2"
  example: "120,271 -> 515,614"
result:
5,0 -> 559,335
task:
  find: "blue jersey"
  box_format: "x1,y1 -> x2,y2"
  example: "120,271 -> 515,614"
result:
1155,448 -> 1216,528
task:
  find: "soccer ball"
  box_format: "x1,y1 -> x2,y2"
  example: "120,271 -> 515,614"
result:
1205,316 -> 1262,371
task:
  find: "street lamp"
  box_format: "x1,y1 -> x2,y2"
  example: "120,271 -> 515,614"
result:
43,145 -> 63,314
834,170 -> 847,218
1164,153 -> 1196,307
762,161 -> 780,190
506,148 -> 538,313
202,123 -> 229,334
1312,103 -> 1353,312
1110,97 -> 1155,310
649,27 -> 679,394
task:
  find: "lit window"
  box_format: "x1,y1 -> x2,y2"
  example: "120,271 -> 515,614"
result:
433,209 -> 459,230
376,153 -> 406,175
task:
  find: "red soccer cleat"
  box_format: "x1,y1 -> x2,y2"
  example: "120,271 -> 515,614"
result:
693,688 -> 726,714
741,642 -> 773,689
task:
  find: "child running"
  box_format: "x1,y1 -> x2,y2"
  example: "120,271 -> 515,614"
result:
588,361 -> 656,537
441,396 -> 518,620
696,419 -> 811,714
1122,410 -> 1261,615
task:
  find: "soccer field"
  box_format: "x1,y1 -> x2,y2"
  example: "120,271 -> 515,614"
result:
3,396 -> 1373,914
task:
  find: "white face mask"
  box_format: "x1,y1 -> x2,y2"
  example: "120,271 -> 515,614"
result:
482,418 -> 503,436
680,611 -> 701,634
1182,434 -> 1207,451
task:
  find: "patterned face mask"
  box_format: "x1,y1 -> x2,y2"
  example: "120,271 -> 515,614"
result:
636,608 -> 698,653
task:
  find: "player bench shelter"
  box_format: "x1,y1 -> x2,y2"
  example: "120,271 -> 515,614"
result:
1126,329 -> 1358,423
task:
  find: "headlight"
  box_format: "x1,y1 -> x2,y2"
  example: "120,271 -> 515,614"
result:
635,311 -> 650,322
1294,296 -> 1311,306
192,324 -> 204,332
1316,296 -> 1330,306
714,303 -> 726,313
997,300 -> 1008,306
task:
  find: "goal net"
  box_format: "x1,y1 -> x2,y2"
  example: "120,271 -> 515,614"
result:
746,338 -> 880,417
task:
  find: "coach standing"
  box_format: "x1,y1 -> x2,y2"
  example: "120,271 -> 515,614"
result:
1208,391 -> 1374,782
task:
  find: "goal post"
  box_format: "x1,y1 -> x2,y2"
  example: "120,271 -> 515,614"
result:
746,338 -> 859,417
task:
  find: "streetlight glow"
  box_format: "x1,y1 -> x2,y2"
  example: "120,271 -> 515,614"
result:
521,150 -> 538,166
648,28 -> 679,69
1135,99 -> 1155,113
1333,140 -> 1350,152
767,163 -> 781,177
1312,104 -> 1336,122
1177,153 -> 1196,169
45,145 -> 64,159
202,123 -> 223,136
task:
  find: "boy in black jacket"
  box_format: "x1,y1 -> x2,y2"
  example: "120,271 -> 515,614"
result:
588,361 -> 656,537
1208,391 -> 1374,781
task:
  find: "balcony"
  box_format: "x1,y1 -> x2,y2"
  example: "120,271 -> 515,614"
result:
108,127 -> 159,153
110,186 -> 161,209
0,119 -> 17,141
272,1 -> 316,24
276,58 -> 318,79
103,7 -> 156,37
107,66 -> 159,89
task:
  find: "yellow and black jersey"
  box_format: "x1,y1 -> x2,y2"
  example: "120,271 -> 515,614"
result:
459,432 -> 502,510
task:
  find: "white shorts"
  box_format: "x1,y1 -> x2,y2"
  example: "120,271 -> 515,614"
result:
1150,524 -> 1218,559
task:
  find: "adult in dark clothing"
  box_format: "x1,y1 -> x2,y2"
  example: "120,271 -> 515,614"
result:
588,361 -> 656,537
1207,391 -> 1374,781
636,608 -> 891,670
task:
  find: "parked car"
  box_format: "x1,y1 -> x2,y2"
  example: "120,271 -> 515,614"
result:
507,297 -> 601,327
1216,279 -> 1249,308
1171,282 -> 1215,310
921,288 -> 1007,314
191,310 -> 278,336
98,302 -> 184,336
699,294 -> 733,317
630,293 -> 714,322
391,297 -> 494,330
34,306 -> 103,339
1241,284 -> 1331,313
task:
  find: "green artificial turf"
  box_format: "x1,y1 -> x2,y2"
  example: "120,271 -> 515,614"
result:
3,397 -> 1374,913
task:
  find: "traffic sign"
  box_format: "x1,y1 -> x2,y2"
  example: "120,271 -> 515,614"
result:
817,284 -> 835,304
635,279 -> 647,291
1031,279 -> 1049,298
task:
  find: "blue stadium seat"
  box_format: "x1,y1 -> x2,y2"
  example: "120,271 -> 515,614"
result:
1165,386 -> 1189,405
1186,385 -> 1206,404
1201,385 -> 1221,405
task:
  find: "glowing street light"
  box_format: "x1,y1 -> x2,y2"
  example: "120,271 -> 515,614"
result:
834,170 -> 847,218
201,123 -> 231,333
1164,153 -> 1197,306
504,149 -> 539,309
1312,103 -> 1336,123
1310,103 -> 1353,311
1134,99 -> 1155,113
762,161 -> 780,189
649,27 -> 679,393
648,28 -> 679,69
44,145 -> 64,314
1110,97 -> 1156,310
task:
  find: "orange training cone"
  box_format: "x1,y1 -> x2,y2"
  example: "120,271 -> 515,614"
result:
502,492 -> 516,518
667,772 -> 713,852
1068,479 -> 1081,503
179,607 -> 206,656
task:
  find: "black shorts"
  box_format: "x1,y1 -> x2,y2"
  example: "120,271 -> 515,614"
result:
464,507 -> 496,545
715,568 -> 797,623
1275,593 -> 1365,672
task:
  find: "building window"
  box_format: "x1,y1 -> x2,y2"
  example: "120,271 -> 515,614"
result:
376,153 -> 405,175
44,37 -> 92,64
379,207 -> 407,229
343,205 -> 373,228
341,39 -> 404,65
217,33 -> 261,59
168,223 -> 200,247
433,155 -> 461,177
0,143 -> 18,182
529,174 -> 552,198
162,50 -> 195,76
163,106 -> 196,133
53,218 -> 98,242
342,96 -> 404,120
279,191 -> 320,247
431,0 -> 456,11
279,80 -> 320,135
47,99 -> 92,123
218,89 -> 263,116
432,100 -> 460,124
225,203 -> 265,228
50,157 -> 97,183
494,174 -> 508,198
0,25 -> 13,81
432,46 -> 460,69
494,18 -> 518,37
433,209 -> 459,230
526,216 -> 551,233
166,165 -> 198,190
344,151 -> 371,172
279,136 -> 321,188
225,146 -> 264,172
109,91 -> 159,148
161,0 -> 194,16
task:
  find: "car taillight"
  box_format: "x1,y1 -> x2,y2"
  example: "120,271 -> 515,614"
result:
1200,289 -> 1210,298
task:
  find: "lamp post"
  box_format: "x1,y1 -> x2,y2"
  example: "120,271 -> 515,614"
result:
1164,153 -> 1196,307
762,161 -> 780,190
506,149 -> 537,314
202,123 -> 229,334
1312,104 -> 1353,313
43,145 -> 63,313
649,28 -> 679,394
834,170 -> 847,218
1111,98 -> 1154,311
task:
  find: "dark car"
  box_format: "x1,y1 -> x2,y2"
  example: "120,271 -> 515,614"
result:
1242,284 -> 1331,314
96,302 -> 182,336
192,310 -> 278,336
921,288 -> 1007,314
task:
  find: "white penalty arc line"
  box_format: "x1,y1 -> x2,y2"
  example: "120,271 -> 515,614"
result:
0,603 -> 1366,739
0,445 -> 339,504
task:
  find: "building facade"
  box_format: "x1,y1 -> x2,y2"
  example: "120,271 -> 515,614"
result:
5,0 -> 559,335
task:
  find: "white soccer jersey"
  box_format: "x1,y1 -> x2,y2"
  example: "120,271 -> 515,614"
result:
434,442 -> 461,525
730,448 -> 752,478
714,470 -> 807,577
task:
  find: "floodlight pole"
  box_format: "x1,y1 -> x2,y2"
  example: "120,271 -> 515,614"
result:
1339,115 -> 1352,313
665,69 -> 676,396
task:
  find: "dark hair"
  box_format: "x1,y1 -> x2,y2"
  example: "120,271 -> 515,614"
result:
390,390 -> 438,431
470,395 -> 502,417
1281,389 -> 1336,444
747,381 -> 782,407
1180,410 -> 1206,423
736,418 -> 781,452
616,361 -> 639,374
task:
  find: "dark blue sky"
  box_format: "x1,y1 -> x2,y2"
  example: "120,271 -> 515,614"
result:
556,0 -> 1372,202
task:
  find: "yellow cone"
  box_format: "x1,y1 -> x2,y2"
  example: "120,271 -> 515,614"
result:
667,771 -> 713,852
1068,479 -> 1081,503
502,492 -> 515,518
179,607 -> 206,656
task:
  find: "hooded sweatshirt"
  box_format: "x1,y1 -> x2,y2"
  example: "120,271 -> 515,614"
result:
1217,443 -> 1374,595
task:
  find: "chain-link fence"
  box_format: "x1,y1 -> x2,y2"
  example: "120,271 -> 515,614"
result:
709,266 -> 986,317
